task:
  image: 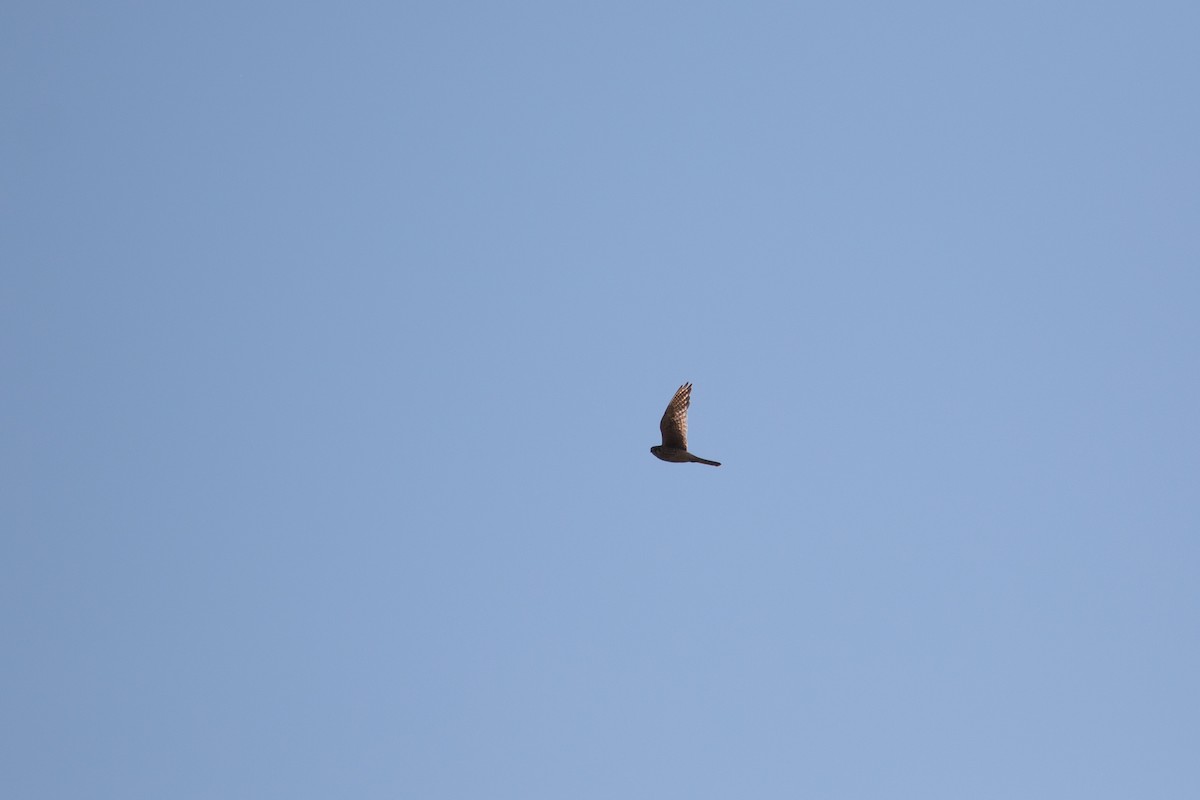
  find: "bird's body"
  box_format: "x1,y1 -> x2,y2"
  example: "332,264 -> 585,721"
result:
650,382 -> 721,467
650,445 -> 722,466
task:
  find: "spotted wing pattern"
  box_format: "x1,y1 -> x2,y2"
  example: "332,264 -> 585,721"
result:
659,382 -> 692,450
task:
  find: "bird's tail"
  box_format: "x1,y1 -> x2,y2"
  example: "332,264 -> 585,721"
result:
691,455 -> 721,467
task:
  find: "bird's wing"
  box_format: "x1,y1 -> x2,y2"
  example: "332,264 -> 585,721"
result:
659,383 -> 691,450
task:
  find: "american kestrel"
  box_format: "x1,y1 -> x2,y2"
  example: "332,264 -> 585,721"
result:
650,382 -> 721,467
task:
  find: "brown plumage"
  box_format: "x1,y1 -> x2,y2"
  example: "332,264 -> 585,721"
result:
650,382 -> 721,467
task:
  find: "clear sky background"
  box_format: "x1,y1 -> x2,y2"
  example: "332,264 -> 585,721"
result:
3,2 -> 1198,798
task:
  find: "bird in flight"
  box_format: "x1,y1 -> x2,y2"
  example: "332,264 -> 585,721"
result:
650,382 -> 721,467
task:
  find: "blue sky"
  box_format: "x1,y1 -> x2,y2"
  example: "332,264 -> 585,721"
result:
3,2 -> 1198,798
